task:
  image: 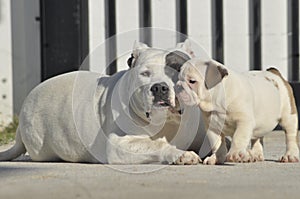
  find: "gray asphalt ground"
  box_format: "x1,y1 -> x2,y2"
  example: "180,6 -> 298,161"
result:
0,131 -> 299,199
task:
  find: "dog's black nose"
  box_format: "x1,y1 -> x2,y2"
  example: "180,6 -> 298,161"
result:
150,82 -> 170,106
150,82 -> 169,96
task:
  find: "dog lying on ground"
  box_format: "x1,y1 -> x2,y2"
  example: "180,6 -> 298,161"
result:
177,58 -> 299,164
0,40 -> 207,164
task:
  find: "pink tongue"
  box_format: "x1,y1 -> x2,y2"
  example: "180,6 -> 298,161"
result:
158,101 -> 165,105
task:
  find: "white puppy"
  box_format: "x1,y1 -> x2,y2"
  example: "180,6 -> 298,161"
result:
177,58 -> 299,164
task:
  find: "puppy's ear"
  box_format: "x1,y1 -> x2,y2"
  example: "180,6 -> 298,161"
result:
176,39 -> 195,58
127,41 -> 149,68
205,61 -> 228,89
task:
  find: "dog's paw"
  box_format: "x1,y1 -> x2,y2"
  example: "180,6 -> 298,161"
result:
203,155 -> 217,165
280,151 -> 299,163
226,150 -> 253,163
248,149 -> 264,162
174,151 -> 202,165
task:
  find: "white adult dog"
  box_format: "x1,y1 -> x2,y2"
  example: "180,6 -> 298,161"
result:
177,58 -> 299,164
0,40 -> 205,164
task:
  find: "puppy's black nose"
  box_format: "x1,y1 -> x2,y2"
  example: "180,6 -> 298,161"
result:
150,82 -> 169,96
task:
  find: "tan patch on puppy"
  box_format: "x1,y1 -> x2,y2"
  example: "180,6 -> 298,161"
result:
264,77 -> 279,89
267,67 -> 297,114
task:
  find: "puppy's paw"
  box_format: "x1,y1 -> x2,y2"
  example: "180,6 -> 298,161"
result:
174,151 -> 202,165
280,151 -> 299,163
203,155 -> 217,165
248,149 -> 264,162
226,150 -> 253,163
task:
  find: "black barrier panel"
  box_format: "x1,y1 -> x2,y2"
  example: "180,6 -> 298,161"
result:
291,83 -> 300,129
287,0 -> 300,129
249,0 -> 261,70
105,0 -> 117,75
176,0 -> 188,42
40,0 -> 89,80
139,0 -> 152,46
288,0 -> 300,82
211,0 -> 224,63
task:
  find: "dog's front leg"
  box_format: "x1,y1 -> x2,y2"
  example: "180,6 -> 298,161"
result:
202,133 -> 227,165
106,133 -> 201,164
226,121 -> 254,163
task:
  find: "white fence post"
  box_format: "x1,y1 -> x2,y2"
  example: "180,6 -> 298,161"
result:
224,0 -> 250,72
116,0 -> 139,72
88,0 -> 106,73
0,0 -> 13,126
11,0 -> 41,115
188,0 -> 212,58
152,0 -> 177,48
261,0 -> 288,78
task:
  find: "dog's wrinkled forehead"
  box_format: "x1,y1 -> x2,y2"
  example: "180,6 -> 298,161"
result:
135,49 -> 166,67
180,59 -> 207,80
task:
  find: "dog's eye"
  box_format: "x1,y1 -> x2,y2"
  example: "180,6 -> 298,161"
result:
140,71 -> 151,77
189,79 -> 197,84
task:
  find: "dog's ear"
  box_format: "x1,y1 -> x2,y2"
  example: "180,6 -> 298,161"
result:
176,39 -> 195,58
127,41 -> 149,68
166,51 -> 191,72
127,54 -> 135,68
204,61 -> 228,89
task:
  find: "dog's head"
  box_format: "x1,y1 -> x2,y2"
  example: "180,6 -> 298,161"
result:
176,58 -> 228,111
127,40 -> 193,120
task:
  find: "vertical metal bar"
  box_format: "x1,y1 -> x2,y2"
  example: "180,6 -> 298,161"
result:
80,0 -> 89,68
288,0 -> 300,129
139,0 -> 152,46
249,0 -> 261,70
290,83 -> 300,130
0,0 -> 2,23
40,0 -> 45,79
105,0 -> 117,75
288,0 -> 300,82
211,0 -> 224,63
176,0 -> 188,42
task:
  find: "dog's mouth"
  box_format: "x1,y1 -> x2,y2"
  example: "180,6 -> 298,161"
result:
145,99 -> 171,119
145,98 -> 183,119
153,100 -> 171,108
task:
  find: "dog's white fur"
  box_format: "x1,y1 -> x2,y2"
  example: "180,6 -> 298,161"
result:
0,41 -> 203,164
177,58 -> 299,164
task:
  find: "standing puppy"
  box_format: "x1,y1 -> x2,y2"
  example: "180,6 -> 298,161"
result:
177,58 -> 299,164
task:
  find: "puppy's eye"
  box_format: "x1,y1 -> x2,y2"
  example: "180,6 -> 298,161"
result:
140,71 -> 151,77
189,79 -> 197,84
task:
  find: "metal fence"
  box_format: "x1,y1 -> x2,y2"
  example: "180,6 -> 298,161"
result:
89,0 -> 300,80
1,0 -> 300,125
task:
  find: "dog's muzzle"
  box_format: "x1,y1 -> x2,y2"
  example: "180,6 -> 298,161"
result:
150,82 -> 171,107
175,82 -> 184,93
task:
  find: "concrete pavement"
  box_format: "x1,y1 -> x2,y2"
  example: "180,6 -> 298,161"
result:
0,131 -> 299,199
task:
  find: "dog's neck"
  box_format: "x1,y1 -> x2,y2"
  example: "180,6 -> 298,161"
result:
199,74 -> 229,114
129,92 -> 151,126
